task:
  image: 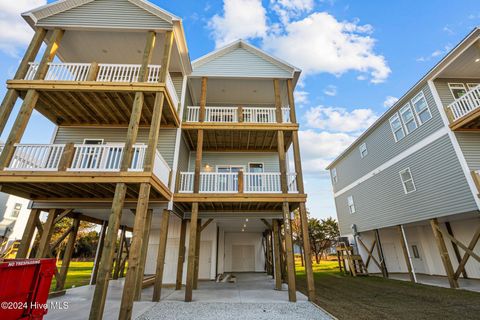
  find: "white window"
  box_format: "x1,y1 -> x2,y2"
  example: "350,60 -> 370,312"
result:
83,139 -> 104,145
400,103 -> 418,134
359,143 -> 368,158
389,114 -> 405,142
11,203 -> 22,218
248,163 -> 264,173
448,83 -> 467,99
399,168 -> 416,194
411,92 -> 432,125
467,83 -> 480,91
347,196 -> 356,214
331,168 -> 337,183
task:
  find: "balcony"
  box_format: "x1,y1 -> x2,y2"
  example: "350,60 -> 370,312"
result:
4,143 -> 169,183
186,106 -> 291,123
7,62 -> 181,126
446,84 -> 480,130
178,172 -> 298,194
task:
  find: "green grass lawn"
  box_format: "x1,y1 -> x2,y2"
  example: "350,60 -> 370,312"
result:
50,261 -> 94,291
295,258 -> 480,320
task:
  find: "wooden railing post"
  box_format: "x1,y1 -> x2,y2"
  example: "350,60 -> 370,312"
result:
238,106 -> 243,122
58,142 -> 75,171
87,62 -> 99,81
238,170 -> 244,193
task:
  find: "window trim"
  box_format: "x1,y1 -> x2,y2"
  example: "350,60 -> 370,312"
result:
399,167 -> 416,194
399,103 -> 418,134
389,113 -> 405,142
331,168 -> 337,183
359,143 -> 368,158
467,83 -> 480,91
248,162 -> 264,173
347,195 -> 356,214
448,83 -> 467,99
411,91 -> 432,125
216,165 -> 245,172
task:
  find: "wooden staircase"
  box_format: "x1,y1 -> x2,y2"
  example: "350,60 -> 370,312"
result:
336,242 -> 369,276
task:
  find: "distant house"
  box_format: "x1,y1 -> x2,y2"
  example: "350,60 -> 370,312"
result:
0,193 -> 31,250
328,28 -> 480,288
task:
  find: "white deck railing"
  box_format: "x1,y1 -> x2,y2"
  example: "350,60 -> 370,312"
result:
447,85 -> 480,122
24,62 -> 179,110
153,150 -> 171,185
69,144 -> 146,172
244,172 -> 281,193
25,62 -> 91,81
186,106 -> 291,123
179,171 -> 298,193
7,144 -> 65,171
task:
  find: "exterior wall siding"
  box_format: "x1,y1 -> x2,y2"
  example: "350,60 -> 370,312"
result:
455,132 -> 480,171
335,135 -> 477,235
332,84 -> 445,193
433,78 -> 480,107
192,47 -> 292,78
187,152 -> 280,172
53,127 -> 177,167
170,72 -> 183,99
36,0 -> 172,29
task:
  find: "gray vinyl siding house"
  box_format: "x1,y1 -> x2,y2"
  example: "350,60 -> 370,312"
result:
329,28 -> 480,282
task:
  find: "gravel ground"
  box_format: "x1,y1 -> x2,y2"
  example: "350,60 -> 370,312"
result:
136,301 -> 332,320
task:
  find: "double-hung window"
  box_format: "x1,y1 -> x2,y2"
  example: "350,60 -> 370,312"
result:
11,203 -> 22,218
389,114 -> 405,142
412,92 -> 432,124
399,168 -> 416,194
359,143 -> 368,158
400,103 -> 418,134
331,168 -> 337,183
347,196 -> 356,214
448,83 -> 467,99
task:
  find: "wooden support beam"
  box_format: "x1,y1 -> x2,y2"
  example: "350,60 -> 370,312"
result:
135,209 -> 153,301
56,216 -> 80,291
286,79 -> 297,124
445,221 -> 468,279
175,219 -> 187,290
113,226 -> 127,280
0,28 -> 46,135
119,183 -> 151,319
272,219 -> 282,290
193,218 -> 202,290
53,209 -> 73,225
430,219 -> 459,288
357,236 -> 382,270
36,209 -> 57,258
277,130 -> 288,194
34,29 -> 64,80
374,229 -> 388,278
144,92 -> 165,171
158,31 -> 174,83
89,183 -> 126,320
16,209 -> 40,258
261,218 -> 272,230
200,218 -> 214,232
193,130 -> 204,193
282,202 -> 296,302
185,203 -> 199,302
199,77 -> 207,122
90,221 -> 107,285
153,209 -> 171,301
50,226 -> 73,251
397,225 -> 416,283
299,202 -> 315,301
273,79 -> 282,123
58,143 -> 75,171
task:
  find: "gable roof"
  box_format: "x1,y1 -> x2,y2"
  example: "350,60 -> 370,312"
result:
326,27 -> 480,170
22,0 -> 180,30
192,40 -> 301,84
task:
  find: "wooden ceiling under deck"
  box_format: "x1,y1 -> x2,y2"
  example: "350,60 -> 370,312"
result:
450,109 -> 480,131
174,201 -> 300,213
183,129 -> 293,151
0,181 -> 167,201
14,87 -> 178,127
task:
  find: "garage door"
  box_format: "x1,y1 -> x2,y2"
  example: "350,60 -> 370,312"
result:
231,245 -> 255,271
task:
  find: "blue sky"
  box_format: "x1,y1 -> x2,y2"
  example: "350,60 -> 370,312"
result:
0,0 -> 479,219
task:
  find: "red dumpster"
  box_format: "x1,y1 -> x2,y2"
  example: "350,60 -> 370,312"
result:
0,258 -> 57,320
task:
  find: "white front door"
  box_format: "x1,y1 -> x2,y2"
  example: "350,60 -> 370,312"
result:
199,241 -> 212,279
231,245 -> 255,272
382,242 -> 401,273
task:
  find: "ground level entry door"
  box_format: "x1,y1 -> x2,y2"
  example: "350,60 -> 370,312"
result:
199,241 -> 212,279
231,245 -> 255,272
